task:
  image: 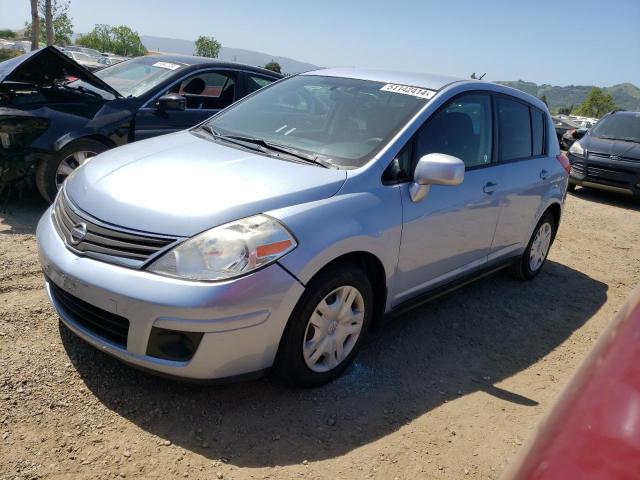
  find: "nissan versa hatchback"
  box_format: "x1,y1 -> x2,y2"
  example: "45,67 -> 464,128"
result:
36,69 -> 569,385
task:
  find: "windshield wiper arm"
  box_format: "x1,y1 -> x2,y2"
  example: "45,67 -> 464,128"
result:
198,126 -> 329,167
199,125 -> 268,153
221,134 -> 328,167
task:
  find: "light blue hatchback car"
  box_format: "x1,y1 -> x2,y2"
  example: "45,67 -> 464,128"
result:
36,69 -> 569,385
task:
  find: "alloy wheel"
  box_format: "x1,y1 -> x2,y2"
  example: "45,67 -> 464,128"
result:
55,150 -> 98,189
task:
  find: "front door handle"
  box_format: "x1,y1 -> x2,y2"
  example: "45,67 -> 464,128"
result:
539,169 -> 549,180
483,182 -> 498,194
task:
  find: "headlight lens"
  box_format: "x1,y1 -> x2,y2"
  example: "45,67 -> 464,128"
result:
147,215 -> 297,281
569,141 -> 585,158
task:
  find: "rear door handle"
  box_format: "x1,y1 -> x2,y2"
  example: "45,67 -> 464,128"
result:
539,169 -> 549,180
483,182 -> 498,194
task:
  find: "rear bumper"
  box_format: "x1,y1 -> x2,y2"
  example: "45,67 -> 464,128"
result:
568,153 -> 640,196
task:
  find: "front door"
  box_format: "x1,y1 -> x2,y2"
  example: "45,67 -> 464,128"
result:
392,93 -> 503,305
134,70 -> 238,140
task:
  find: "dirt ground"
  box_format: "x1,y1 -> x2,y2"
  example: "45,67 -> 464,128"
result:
1,186 -> 639,480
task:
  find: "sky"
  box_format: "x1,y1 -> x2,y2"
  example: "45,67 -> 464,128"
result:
2,0 -> 639,86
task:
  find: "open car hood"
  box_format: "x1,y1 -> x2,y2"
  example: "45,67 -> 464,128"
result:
0,46 -> 122,99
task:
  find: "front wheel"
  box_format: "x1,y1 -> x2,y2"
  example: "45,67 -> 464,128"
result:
510,211 -> 555,280
275,264 -> 373,386
35,139 -> 108,203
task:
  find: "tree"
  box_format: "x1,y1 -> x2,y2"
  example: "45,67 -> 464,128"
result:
30,0 -> 39,50
0,29 -> 16,39
539,94 -> 548,107
25,0 -> 73,46
45,0 -> 53,45
558,105 -> 573,115
264,60 -> 281,73
575,87 -> 617,118
194,36 -> 221,58
77,24 -> 147,56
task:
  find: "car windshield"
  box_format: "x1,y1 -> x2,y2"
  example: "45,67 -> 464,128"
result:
68,58 -> 184,98
591,113 -> 640,143
205,75 -> 430,168
72,52 -> 94,62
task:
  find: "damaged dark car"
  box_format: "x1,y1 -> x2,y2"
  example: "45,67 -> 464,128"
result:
0,46 -> 282,201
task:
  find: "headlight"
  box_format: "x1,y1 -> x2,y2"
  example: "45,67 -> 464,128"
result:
147,215 -> 297,281
569,141 -> 585,158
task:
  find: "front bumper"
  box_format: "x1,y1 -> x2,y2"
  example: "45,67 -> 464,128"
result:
36,208 -> 305,380
568,153 -> 640,196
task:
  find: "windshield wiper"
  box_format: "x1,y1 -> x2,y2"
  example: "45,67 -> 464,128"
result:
595,135 -> 640,144
59,83 -> 103,100
199,125 -> 329,167
199,125 -> 268,154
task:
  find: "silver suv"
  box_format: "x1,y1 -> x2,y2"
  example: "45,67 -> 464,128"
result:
37,69 -> 569,385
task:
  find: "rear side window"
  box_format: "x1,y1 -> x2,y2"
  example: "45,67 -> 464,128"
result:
498,97 -> 532,161
246,74 -> 276,94
531,108 -> 544,156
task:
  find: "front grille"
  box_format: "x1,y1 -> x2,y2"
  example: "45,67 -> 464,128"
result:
589,151 -> 640,164
52,192 -> 179,268
49,279 -> 129,348
586,165 -> 634,186
570,162 -> 585,176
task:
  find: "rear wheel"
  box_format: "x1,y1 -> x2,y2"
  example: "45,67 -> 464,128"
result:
35,139 -> 108,203
275,264 -> 373,386
510,211 -> 555,280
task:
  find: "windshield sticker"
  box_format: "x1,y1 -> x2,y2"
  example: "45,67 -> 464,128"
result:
152,61 -> 182,70
381,84 -> 437,100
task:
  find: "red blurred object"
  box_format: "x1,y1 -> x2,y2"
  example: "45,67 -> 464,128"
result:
556,153 -> 571,175
504,286 -> 640,480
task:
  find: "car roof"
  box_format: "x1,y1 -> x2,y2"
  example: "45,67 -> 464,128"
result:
302,68 -> 463,91
300,68 -> 549,111
134,54 -> 283,77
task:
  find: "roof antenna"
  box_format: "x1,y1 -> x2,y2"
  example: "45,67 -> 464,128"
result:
478,73 -> 486,80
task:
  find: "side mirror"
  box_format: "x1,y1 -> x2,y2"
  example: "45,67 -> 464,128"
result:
410,153 -> 465,202
156,93 -> 186,112
572,128 -> 587,139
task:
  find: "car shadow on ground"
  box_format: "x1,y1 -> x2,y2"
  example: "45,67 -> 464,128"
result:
60,259 -> 607,467
570,186 -> 640,211
0,187 -> 48,234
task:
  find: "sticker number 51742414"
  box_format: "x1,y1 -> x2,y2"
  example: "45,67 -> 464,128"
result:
380,84 -> 437,100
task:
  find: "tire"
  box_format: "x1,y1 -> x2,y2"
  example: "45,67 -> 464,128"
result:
274,263 -> 374,387
35,139 -> 109,203
510,211 -> 555,280
567,183 -> 576,192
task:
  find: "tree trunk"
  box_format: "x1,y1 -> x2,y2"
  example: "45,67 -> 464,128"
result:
30,0 -> 39,50
45,0 -> 53,45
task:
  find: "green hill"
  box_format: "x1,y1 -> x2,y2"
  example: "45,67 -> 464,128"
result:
496,80 -> 640,113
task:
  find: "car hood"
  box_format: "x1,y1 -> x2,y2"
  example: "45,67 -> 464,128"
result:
582,134 -> 640,159
65,131 -> 348,237
0,46 -> 121,98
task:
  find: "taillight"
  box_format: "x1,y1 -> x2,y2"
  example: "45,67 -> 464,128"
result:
556,153 -> 570,175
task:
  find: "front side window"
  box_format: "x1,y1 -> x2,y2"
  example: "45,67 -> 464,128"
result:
498,97 -> 532,161
206,75 -> 429,168
168,71 -> 236,110
415,94 -> 493,169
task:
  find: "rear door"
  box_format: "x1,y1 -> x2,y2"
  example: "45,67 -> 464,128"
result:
392,92 -> 504,305
134,69 -> 238,140
490,96 -> 557,256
